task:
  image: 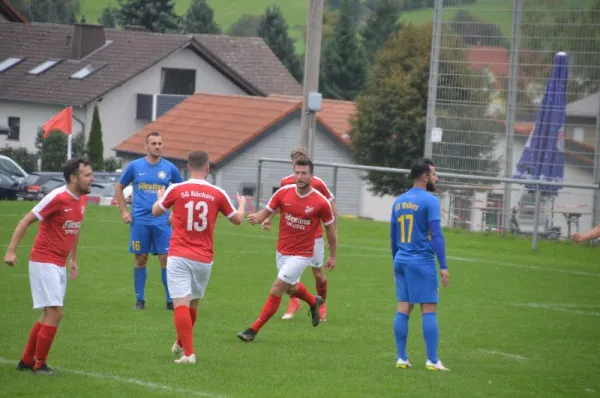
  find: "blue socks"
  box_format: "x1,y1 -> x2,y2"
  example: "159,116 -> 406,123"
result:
134,267 -> 147,301
422,312 -> 439,363
161,268 -> 172,304
393,312 -> 409,361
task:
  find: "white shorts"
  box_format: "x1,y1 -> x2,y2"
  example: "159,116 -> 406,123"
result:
276,252 -> 313,285
29,261 -> 67,309
167,256 -> 212,300
310,238 -> 325,268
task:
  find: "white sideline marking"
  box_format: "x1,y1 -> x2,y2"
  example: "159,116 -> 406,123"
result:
513,303 -> 600,317
479,350 -> 528,360
0,357 -> 227,397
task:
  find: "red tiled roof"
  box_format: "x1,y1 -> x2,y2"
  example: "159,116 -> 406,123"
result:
114,93 -> 357,163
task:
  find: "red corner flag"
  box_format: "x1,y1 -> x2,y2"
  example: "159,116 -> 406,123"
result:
42,106 -> 73,138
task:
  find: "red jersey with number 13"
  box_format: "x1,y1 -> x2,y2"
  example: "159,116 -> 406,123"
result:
280,174 -> 334,239
159,179 -> 236,263
267,184 -> 335,257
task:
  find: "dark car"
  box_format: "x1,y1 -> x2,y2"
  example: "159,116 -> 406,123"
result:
16,174 -> 59,201
38,177 -> 65,197
0,170 -> 20,200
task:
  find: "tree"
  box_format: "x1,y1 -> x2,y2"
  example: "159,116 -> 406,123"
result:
35,129 -> 86,171
450,9 -> 507,47
29,0 -> 80,24
350,23 -> 499,195
0,147 -> 38,173
227,14 -> 261,37
301,8 -> 340,49
521,0 -> 600,100
117,0 -> 180,33
87,104 -> 104,171
258,6 -> 303,82
360,0 -> 402,65
326,0 -> 363,24
349,23 -> 431,195
103,157 -> 122,172
99,5 -> 118,27
319,0 -> 369,100
182,0 -> 221,34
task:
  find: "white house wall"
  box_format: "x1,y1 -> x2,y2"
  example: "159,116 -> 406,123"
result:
215,117 -> 362,216
93,48 -> 246,159
0,99 -> 88,153
1,48 -> 246,160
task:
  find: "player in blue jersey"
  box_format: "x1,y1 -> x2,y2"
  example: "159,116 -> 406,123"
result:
390,158 -> 450,371
115,131 -> 183,310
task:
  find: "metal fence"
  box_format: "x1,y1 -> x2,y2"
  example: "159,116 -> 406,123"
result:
256,158 -> 598,249
424,0 -> 600,237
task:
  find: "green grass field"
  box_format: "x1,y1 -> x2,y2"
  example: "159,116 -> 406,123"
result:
1,202 -> 599,397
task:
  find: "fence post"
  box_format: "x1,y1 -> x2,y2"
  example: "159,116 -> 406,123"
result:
593,88 -> 600,239
256,159 -> 262,211
502,0 -> 522,235
424,0 -> 442,159
332,165 -> 338,197
532,186 -> 541,251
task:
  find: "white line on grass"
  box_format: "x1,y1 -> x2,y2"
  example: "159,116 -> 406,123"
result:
0,357 -> 227,398
512,303 -> 600,317
478,350 -> 528,360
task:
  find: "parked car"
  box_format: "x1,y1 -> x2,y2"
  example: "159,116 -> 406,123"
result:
0,155 -> 28,184
87,182 -> 117,205
16,174 -> 59,201
0,170 -> 20,200
38,177 -> 65,197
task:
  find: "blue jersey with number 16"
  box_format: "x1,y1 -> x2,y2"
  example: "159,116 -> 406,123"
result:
119,158 -> 183,225
391,187 -> 441,262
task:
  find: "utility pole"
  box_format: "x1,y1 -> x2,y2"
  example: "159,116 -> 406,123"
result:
299,0 -> 325,159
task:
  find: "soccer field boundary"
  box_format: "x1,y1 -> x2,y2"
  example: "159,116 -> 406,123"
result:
512,303 -> 600,317
0,357 -> 228,397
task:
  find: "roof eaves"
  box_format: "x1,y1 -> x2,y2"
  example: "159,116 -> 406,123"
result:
0,1 -> 27,23
187,38 -> 265,97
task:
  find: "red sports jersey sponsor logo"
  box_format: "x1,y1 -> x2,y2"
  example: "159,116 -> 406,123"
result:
267,185 -> 334,257
30,186 -> 86,267
279,175 -> 334,239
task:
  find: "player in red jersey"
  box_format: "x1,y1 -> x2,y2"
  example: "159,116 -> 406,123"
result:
4,158 -> 93,376
261,147 -> 338,321
152,151 -> 247,364
237,156 -> 337,342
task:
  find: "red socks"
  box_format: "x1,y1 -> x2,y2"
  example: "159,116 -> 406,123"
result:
177,307 -> 198,347
316,280 -> 328,301
33,324 -> 57,370
251,294 -> 282,332
174,305 -> 194,356
21,321 -> 42,366
292,283 -> 317,306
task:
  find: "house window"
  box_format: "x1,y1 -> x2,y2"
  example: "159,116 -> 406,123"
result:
161,68 -> 196,95
241,183 -> 256,197
70,63 -> 104,79
272,186 -> 279,194
28,59 -> 61,75
573,127 -> 584,143
7,117 -> 20,140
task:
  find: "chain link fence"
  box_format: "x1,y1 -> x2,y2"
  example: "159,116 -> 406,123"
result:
424,0 -> 600,239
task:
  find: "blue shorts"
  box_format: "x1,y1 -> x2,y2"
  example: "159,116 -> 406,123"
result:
394,259 -> 439,304
129,221 -> 171,255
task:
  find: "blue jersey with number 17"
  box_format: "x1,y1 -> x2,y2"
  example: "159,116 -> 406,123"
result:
391,187 -> 441,262
119,157 -> 183,225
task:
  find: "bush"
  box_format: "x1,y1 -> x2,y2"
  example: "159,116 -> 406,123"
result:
0,146 -> 38,173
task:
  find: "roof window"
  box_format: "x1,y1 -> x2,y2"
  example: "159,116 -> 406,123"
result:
28,59 -> 61,75
0,57 -> 24,72
70,63 -> 104,79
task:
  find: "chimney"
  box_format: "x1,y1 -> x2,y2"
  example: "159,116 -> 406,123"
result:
70,23 -> 106,60
124,25 -> 147,32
